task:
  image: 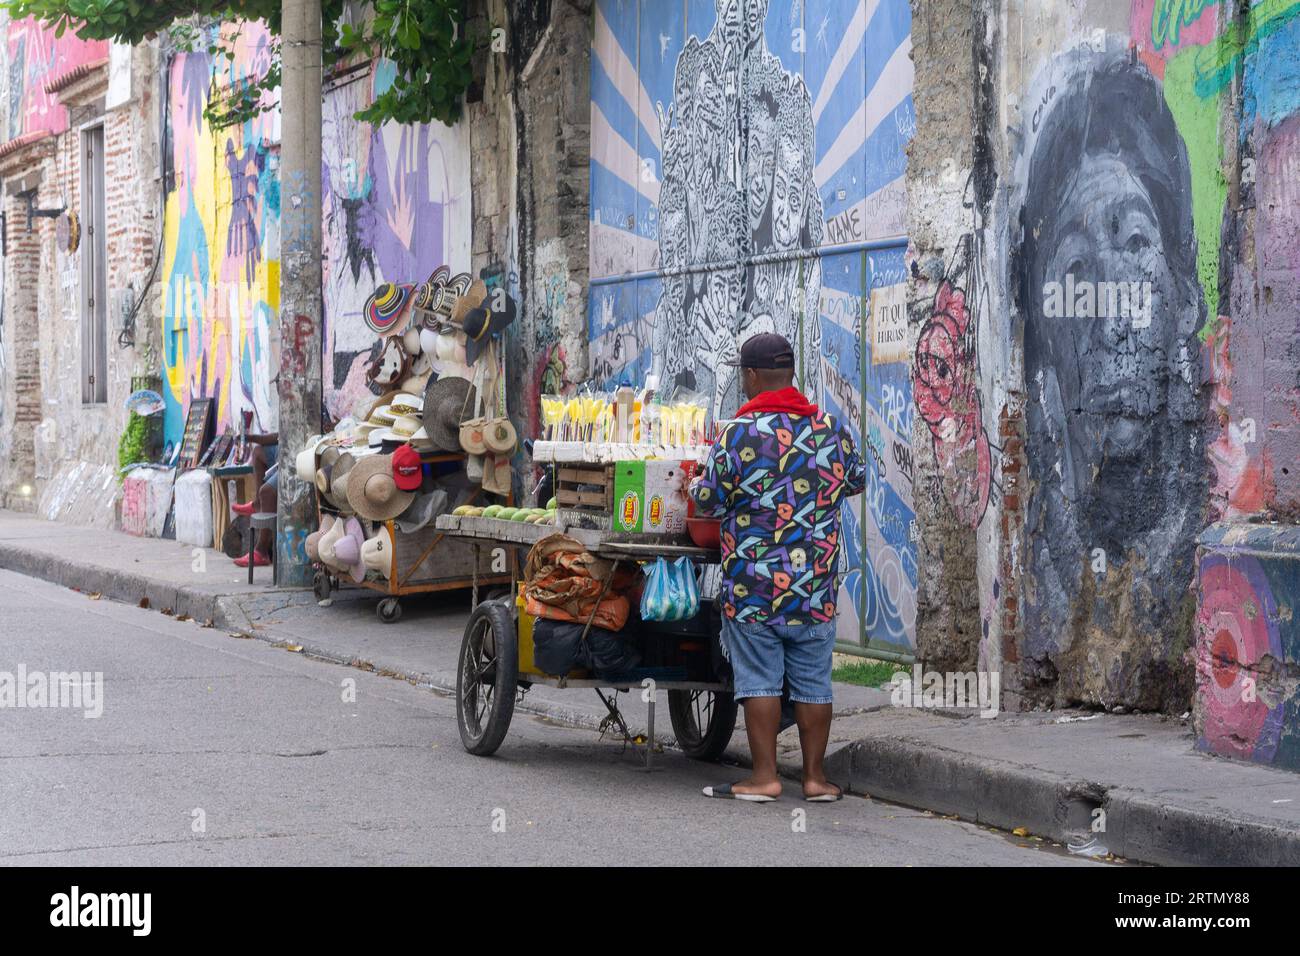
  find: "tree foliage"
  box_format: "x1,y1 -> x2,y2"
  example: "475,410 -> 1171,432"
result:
0,0 -> 479,129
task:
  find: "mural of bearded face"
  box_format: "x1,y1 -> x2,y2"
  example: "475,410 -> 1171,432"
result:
744,0 -> 771,52
771,134 -> 807,251
746,99 -> 778,241
714,0 -> 743,47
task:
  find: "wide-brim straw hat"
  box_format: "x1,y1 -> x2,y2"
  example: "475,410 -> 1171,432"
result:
346,454 -> 416,521
329,453 -> 359,515
423,375 -> 476,452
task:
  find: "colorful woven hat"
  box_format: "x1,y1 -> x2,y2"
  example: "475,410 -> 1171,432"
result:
364,283 -> 413,333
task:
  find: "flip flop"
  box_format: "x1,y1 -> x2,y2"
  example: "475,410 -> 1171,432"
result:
702,783 -> 778,803
803,784 -> 844,803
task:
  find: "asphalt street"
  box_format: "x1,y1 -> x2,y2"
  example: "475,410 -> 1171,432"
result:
0,568 -> 1097,866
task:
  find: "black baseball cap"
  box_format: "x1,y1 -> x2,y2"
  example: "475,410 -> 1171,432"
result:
725,332 -> 795,369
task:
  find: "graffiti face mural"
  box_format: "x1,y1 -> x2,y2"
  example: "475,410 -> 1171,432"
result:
590,0 -> 916,653
1019,50 -> 1208,687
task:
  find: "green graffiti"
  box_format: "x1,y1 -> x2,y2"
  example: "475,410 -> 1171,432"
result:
1151,0 -> 1217,50
1190,0 -> 1300,99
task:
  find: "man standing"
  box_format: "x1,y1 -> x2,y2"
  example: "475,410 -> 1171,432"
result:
691,333 -> 866,801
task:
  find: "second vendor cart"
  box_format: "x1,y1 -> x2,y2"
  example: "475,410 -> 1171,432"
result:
434,514 -> 738,764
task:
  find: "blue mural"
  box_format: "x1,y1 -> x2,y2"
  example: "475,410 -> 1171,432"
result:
589,0 -> 916,651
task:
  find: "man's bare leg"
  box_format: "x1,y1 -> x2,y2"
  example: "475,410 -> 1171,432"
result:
731,696 -> 783,798
794,701 -> 840,799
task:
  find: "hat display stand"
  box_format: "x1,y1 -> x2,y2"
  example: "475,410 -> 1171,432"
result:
306,268 -> 516,623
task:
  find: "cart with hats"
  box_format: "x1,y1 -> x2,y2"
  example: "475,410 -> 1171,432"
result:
306,404 -> 514,623
298,263 -> 523,622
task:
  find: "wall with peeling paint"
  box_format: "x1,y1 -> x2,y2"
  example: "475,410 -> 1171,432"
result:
907,0 -> 1300,721
0,20 -> 161,524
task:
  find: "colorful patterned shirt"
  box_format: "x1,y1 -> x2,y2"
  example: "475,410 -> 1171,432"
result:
691,403 -> 866,625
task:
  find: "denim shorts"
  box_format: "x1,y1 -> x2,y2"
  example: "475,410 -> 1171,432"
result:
720,616 -> 836,705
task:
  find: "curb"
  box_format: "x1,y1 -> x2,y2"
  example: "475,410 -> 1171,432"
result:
826,736 -> 1300,866
0,540 -> 228,625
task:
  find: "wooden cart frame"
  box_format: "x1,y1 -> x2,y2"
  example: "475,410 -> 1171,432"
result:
312,452 -> 513,622
436,515 -> 739,767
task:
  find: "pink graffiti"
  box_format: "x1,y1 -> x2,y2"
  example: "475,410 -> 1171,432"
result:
1130,0 -> 1220,79
1204,317 -> 1275,519
5,19 -> 107,138
914,281 -> 991,528
1196,557 -> 1280,760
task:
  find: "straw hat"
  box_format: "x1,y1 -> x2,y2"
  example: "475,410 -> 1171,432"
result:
294,434 -> 326,484
363,282 -> 413,333
390,393 -> 424,418
375,415 -> 422,445
361,526 -> 395,579
329,453 -> 359,515
359,389 -> 400,424
345,454 -> 415,521
449,279 -> 489,326
423,375 -> 475,452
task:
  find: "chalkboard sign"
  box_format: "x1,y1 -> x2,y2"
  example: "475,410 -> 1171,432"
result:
178,398 -> 214,471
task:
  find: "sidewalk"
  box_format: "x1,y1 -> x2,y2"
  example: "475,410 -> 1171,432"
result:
2,508 -> 1297,866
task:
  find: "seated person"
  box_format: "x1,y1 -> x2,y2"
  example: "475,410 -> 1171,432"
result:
233,432 -> 278,568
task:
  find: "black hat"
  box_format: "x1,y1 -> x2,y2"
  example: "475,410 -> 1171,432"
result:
725,332 -> 795,369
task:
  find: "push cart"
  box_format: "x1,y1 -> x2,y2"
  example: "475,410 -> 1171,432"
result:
313,451 -> 514,623
434,514 -> 739,765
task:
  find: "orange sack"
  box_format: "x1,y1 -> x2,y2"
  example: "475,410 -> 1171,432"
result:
523,533 -> 636,632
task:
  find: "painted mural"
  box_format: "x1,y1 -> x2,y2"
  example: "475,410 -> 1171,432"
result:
1018,46 -> 1208,683
162,23 -> 280,446
5,17 -> 107,139
1195,526 -> 1300,771
163,33 -> 473,444
994,0 -> 1300,711
589,0 -> 916,652
321,63 -> 472,422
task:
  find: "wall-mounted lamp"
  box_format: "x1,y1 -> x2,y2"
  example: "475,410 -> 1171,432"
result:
16,189 -> 65,233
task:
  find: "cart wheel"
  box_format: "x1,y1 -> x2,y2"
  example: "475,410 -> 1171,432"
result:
668,689 -> 738,762
313,571 -> 331,602
377,597 -> 402,623
456,599 -> 518,756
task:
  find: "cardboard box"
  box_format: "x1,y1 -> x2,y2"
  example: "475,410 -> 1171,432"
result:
613,460 -> 690,534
